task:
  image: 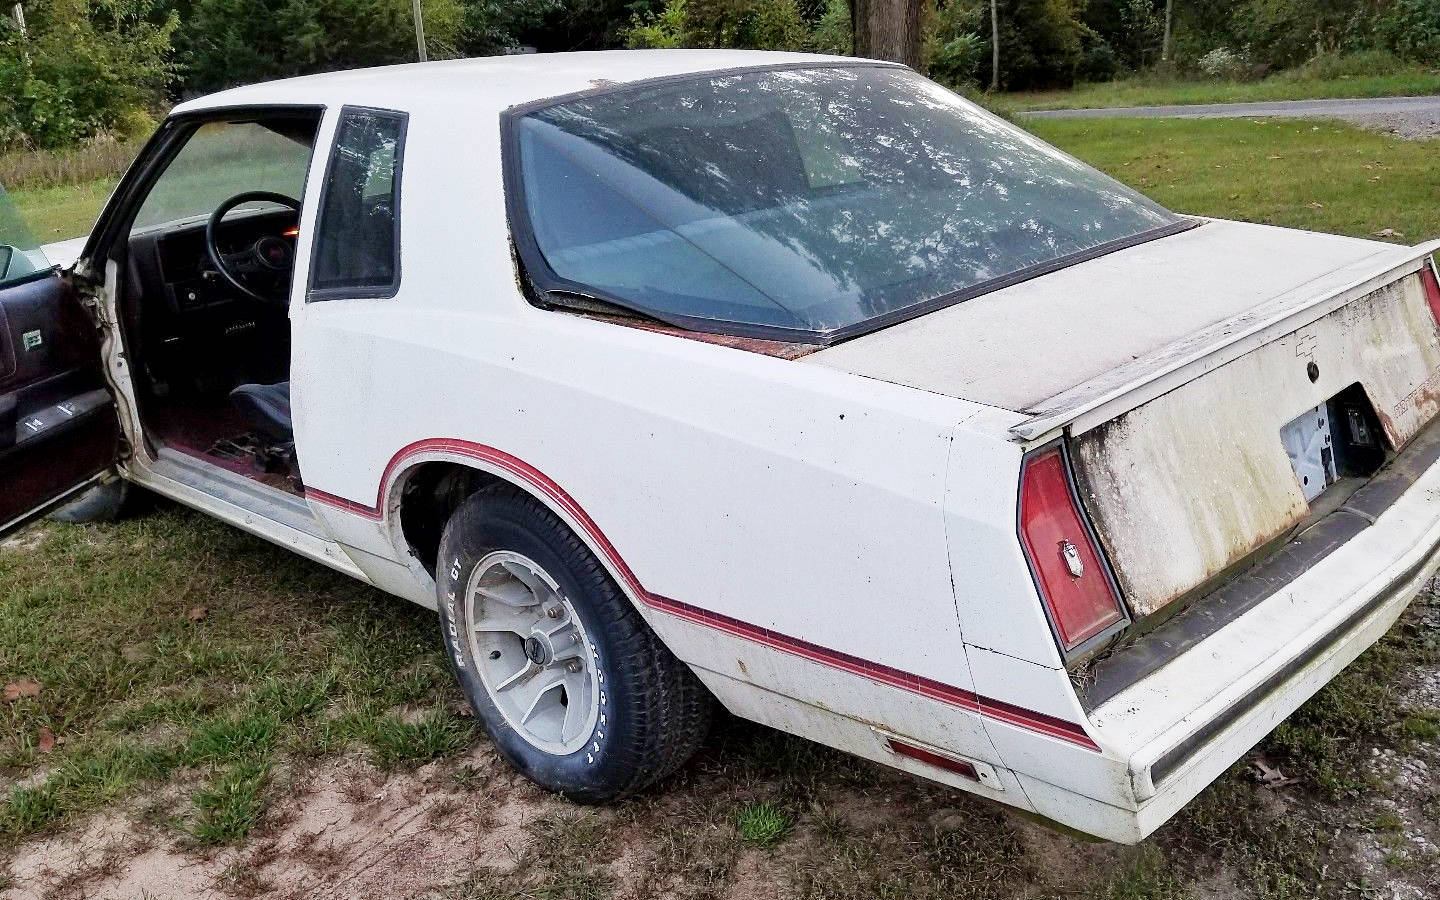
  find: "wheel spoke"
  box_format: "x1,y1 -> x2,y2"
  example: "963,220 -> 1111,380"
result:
505,561 -> 562,606
520,672 -> 566,725
475,578 -> 536,608
560,671 -> 589,742
494,659 -> 540,693
472,607 -> 537,635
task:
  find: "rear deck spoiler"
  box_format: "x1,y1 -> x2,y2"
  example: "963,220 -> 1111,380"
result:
1010,239 -> 1440,442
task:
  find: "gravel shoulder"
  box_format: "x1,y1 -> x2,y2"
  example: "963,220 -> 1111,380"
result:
1023,94 -> 1440,139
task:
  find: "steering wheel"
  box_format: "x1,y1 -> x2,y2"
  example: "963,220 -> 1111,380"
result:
205,191 -> 302,305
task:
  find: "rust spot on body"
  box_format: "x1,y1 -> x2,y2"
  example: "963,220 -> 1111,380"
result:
578,311 -> 822,359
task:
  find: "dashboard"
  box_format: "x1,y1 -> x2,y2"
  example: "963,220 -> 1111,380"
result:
131,208 -> 299,314
126,208 -> 298,396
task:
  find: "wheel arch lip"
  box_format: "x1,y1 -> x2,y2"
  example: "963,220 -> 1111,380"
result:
307,438 -> 655,602
308,437 -> 1103,753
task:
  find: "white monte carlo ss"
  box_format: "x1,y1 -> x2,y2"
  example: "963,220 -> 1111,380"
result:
4,51 -> 1440,844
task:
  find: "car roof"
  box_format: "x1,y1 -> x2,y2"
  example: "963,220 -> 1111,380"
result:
171,50 -> 872,117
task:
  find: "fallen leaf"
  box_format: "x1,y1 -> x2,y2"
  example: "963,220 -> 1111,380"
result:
3,678 -> 42,702
1251,756 -> 1300,788
1371,228 -> 1405,239
37,726 -> 55,753
187,606 -> 209,622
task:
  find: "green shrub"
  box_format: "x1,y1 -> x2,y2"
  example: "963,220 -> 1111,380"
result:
1196,46 -> 1249,79
0,0 -> 176,150
181,0 -> 467,94
622,0 -> 812,52
807,0 -> 851,54
1372,0 -> 1440,63
927,1 -> 984,87
978,0 -> 1088,90
625,0 -> 688,47
1284,49 -> 1408,81
685,0 -> 810,51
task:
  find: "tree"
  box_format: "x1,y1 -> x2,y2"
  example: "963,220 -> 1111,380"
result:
848,0 -> 922,66
0,0 -> 177,148
1161,0 -> 1172,60
180,0 -> 465,93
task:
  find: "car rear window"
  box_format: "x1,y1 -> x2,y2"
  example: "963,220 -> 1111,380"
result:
508,64 -> 1183,340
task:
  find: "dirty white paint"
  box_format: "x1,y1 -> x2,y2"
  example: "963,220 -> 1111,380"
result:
16,52 -> 1440,845
805,219 -> 1390,411
1072,271 -> 1440,615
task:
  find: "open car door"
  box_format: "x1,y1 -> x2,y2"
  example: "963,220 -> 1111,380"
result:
0,187 -> 116,537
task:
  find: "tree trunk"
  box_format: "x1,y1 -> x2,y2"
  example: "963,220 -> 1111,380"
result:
990,0 -> 1000,90
850,0 -> 921,68
850,0 -> 870,57
1161,0 -> 1173,62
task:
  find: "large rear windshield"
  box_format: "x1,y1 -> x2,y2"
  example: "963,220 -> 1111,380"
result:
510,64 -> 1182,340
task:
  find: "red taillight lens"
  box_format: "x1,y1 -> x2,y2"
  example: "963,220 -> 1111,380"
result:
1019,447 -> 1127,653
1423,263 -> 1440,325
886,738 -> 981,782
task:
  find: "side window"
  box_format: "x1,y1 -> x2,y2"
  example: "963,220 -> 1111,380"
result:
308,107 -> 407,299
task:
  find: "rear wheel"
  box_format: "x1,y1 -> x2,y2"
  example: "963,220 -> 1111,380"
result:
437,484 -> 711,802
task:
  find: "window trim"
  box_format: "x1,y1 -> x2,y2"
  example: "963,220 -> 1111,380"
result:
306,105 -> 409,302
84,105 -> 326,271
500,62 -> 1198,347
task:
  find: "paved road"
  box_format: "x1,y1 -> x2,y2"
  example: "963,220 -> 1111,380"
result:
1022,94 -> 1440,120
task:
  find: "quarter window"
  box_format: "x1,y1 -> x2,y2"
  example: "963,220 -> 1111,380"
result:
309,107 -> 406,299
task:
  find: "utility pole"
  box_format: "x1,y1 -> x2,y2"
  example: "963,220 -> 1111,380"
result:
12,3 -> 30,69
989,0 -> 999,91
411,0 -> 428,62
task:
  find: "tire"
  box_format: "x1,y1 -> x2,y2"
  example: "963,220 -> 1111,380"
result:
437,484 -> 712,803
49,479 -> 149,524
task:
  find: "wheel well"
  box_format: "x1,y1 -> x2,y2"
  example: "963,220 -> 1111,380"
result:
397,462 -> 503,575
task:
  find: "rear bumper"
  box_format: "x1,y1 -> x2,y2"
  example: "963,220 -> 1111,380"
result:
1028,421 -> 1440,843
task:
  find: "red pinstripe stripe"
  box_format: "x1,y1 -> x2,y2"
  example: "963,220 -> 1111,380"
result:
305,438 -> 1100,751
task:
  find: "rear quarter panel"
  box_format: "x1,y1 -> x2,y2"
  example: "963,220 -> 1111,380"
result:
287,99 -> 1093,787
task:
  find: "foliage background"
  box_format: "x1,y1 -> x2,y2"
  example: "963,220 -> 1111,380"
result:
1,0 -> 1438,150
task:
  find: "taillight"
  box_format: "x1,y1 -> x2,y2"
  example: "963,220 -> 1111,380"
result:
886,738 -> 981,782
1423,262 -> 1440,325
1018,446 -> 1127,656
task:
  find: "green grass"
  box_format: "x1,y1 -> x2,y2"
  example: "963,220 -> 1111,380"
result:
1100,846 -> 1187,900
1028,117 -> 1440,246
735,801 -> 792,846
1009,68 -> 1440,111
0,511 -> 471,845
190,756 -> 270,845
13,179 -> 117,243
3,118 -> 1440,892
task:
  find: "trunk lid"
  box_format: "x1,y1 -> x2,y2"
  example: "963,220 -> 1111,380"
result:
807,219 -> 1440,619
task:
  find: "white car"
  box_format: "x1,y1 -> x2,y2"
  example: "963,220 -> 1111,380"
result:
4,51 -> 1439,844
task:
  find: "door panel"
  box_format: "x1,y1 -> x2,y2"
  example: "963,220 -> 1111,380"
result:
0,271 -> 116,535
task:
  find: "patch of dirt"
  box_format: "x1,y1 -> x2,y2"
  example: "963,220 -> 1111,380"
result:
1014,818 -> 1132,893
0,523 -> 50,554
0,749 -> 566,899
